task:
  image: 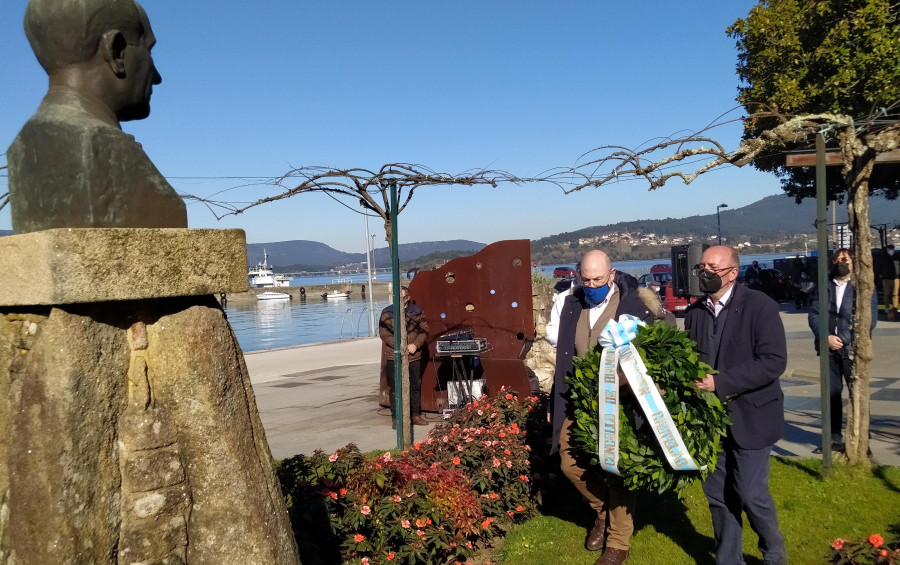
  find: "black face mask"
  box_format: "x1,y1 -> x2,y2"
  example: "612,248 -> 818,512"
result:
698,269 -> 723,294
831,262 -> 850,278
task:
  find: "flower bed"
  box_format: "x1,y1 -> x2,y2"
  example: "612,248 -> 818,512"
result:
831,534 -> 900,564
278,390 -> 550,564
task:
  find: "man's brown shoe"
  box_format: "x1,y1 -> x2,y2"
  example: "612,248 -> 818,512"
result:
412,415 -> 428,426
594,548 -> 629,565
585,518 -> 607,551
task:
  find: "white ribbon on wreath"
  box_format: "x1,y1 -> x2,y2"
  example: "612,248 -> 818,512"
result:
597,314 -> 705,476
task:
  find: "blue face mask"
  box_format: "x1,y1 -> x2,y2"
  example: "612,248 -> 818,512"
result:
583,283 -> 611,307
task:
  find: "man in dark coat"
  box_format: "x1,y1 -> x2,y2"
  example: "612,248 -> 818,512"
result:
684,246 -> 787,565
808,248 -> 877,452
547,250 -> 660,565
380,286 -> 429,428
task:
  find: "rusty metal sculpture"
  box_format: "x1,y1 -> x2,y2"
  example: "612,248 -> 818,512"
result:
381,240 -> 536,412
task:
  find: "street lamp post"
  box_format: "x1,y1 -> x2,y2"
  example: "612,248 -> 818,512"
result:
716,203 -> 728,245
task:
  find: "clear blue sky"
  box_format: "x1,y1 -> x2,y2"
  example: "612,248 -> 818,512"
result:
0,1 -> 786,253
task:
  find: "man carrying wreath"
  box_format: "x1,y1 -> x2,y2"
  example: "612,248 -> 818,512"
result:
684,246 -> 787,565
547,249 -> 669,565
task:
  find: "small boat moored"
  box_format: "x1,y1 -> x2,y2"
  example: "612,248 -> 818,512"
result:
321,290 -> 351,299
257,291 -> 291,301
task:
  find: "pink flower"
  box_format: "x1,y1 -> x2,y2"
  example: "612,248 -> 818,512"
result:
416,529 -> 425,537
360,505 -> 371,515
492,458 -> 500,468
329,453 -> 338,462
506,460 -> 513,468
401,519 -> 410,529
520,474 -> 529,482
832,538 -> 844,550
393,495 -> 402,503
361,558 -> 370,565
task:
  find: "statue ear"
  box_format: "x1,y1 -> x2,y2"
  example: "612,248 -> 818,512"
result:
101,30 -> 128,77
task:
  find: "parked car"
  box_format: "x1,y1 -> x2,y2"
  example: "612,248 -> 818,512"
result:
662,280 -> 699,314
553,266 -> 577,279
737,267 -> 793,302
650,263 -> 672,274
637,271 -> 672,296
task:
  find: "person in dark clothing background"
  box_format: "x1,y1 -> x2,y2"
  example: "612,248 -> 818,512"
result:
380,286 -> 429,429
808,248 -> 878,452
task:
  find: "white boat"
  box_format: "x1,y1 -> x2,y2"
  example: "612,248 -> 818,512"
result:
274,274 -> 293,287
257,291 -> 291,301
321,290 -> 351,299
248,249 -> 276,288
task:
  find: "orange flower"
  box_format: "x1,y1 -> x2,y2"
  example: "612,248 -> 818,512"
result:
831,538 -> 844,550
354,533 -> 365,543
880,549 -> 889,557
386,552 -> 395,561
516,505 -> 524,512
453,456 -> 461,465
505,393 -> 513,400
869,534 -> 885,547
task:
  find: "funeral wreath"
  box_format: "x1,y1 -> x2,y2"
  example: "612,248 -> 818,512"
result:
567,320 -> 730,496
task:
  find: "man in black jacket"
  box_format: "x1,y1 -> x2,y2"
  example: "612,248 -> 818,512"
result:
808,248 -> 878,452
547,250 -> 660,565
684,246 -> 787,565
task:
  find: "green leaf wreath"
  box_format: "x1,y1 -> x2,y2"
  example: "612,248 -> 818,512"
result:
566,321 -> 731,497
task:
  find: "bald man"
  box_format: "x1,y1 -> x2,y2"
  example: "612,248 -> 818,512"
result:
684,246 -> 787,565
547,249 -> 665,565
8,0 -> 187,233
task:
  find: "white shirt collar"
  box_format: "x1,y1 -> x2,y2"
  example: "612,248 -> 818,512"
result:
705,284 -> 735,316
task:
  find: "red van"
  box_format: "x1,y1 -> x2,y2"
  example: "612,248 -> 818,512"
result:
662,280 -> 699,314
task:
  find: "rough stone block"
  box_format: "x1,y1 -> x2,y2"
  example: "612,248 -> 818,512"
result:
122,447 -> 185,493
119,409 -> 178,451
0,228 -> 249,306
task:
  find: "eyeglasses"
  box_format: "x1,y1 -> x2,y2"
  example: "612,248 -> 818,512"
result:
580,272 -> 613,287
691,265 -> 737,277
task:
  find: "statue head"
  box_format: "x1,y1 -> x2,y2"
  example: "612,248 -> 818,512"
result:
24,0 -> 162,122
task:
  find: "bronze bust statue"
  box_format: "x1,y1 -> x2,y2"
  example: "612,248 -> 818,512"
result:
7,0 -> 187,233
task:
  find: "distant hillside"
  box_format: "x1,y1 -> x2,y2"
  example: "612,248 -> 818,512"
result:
534,193 -> 900,246
248,239 -> 485,270
0,230 -> 12,237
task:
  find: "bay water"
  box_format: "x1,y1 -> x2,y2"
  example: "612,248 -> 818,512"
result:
226,253 -> 798,352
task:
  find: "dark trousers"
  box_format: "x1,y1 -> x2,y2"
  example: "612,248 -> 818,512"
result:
703,440 -> 786,565
828,349 -> 853,443
385,359 -> 422,418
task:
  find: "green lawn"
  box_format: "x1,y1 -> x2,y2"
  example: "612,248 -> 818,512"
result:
495,458 -> 900,565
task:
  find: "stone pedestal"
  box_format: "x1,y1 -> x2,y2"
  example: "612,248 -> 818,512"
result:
0,229 -> 301,565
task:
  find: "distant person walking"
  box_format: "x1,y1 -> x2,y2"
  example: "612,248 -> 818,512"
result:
808,249 -> 878,452
880,244 -> 899,312
744,260 -> 763,291
380,286 -> 429,429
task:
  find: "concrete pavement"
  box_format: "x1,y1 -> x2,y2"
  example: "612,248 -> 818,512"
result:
244,308 -> 900,466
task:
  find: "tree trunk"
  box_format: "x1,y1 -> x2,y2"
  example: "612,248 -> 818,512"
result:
844,152 -> 876,466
